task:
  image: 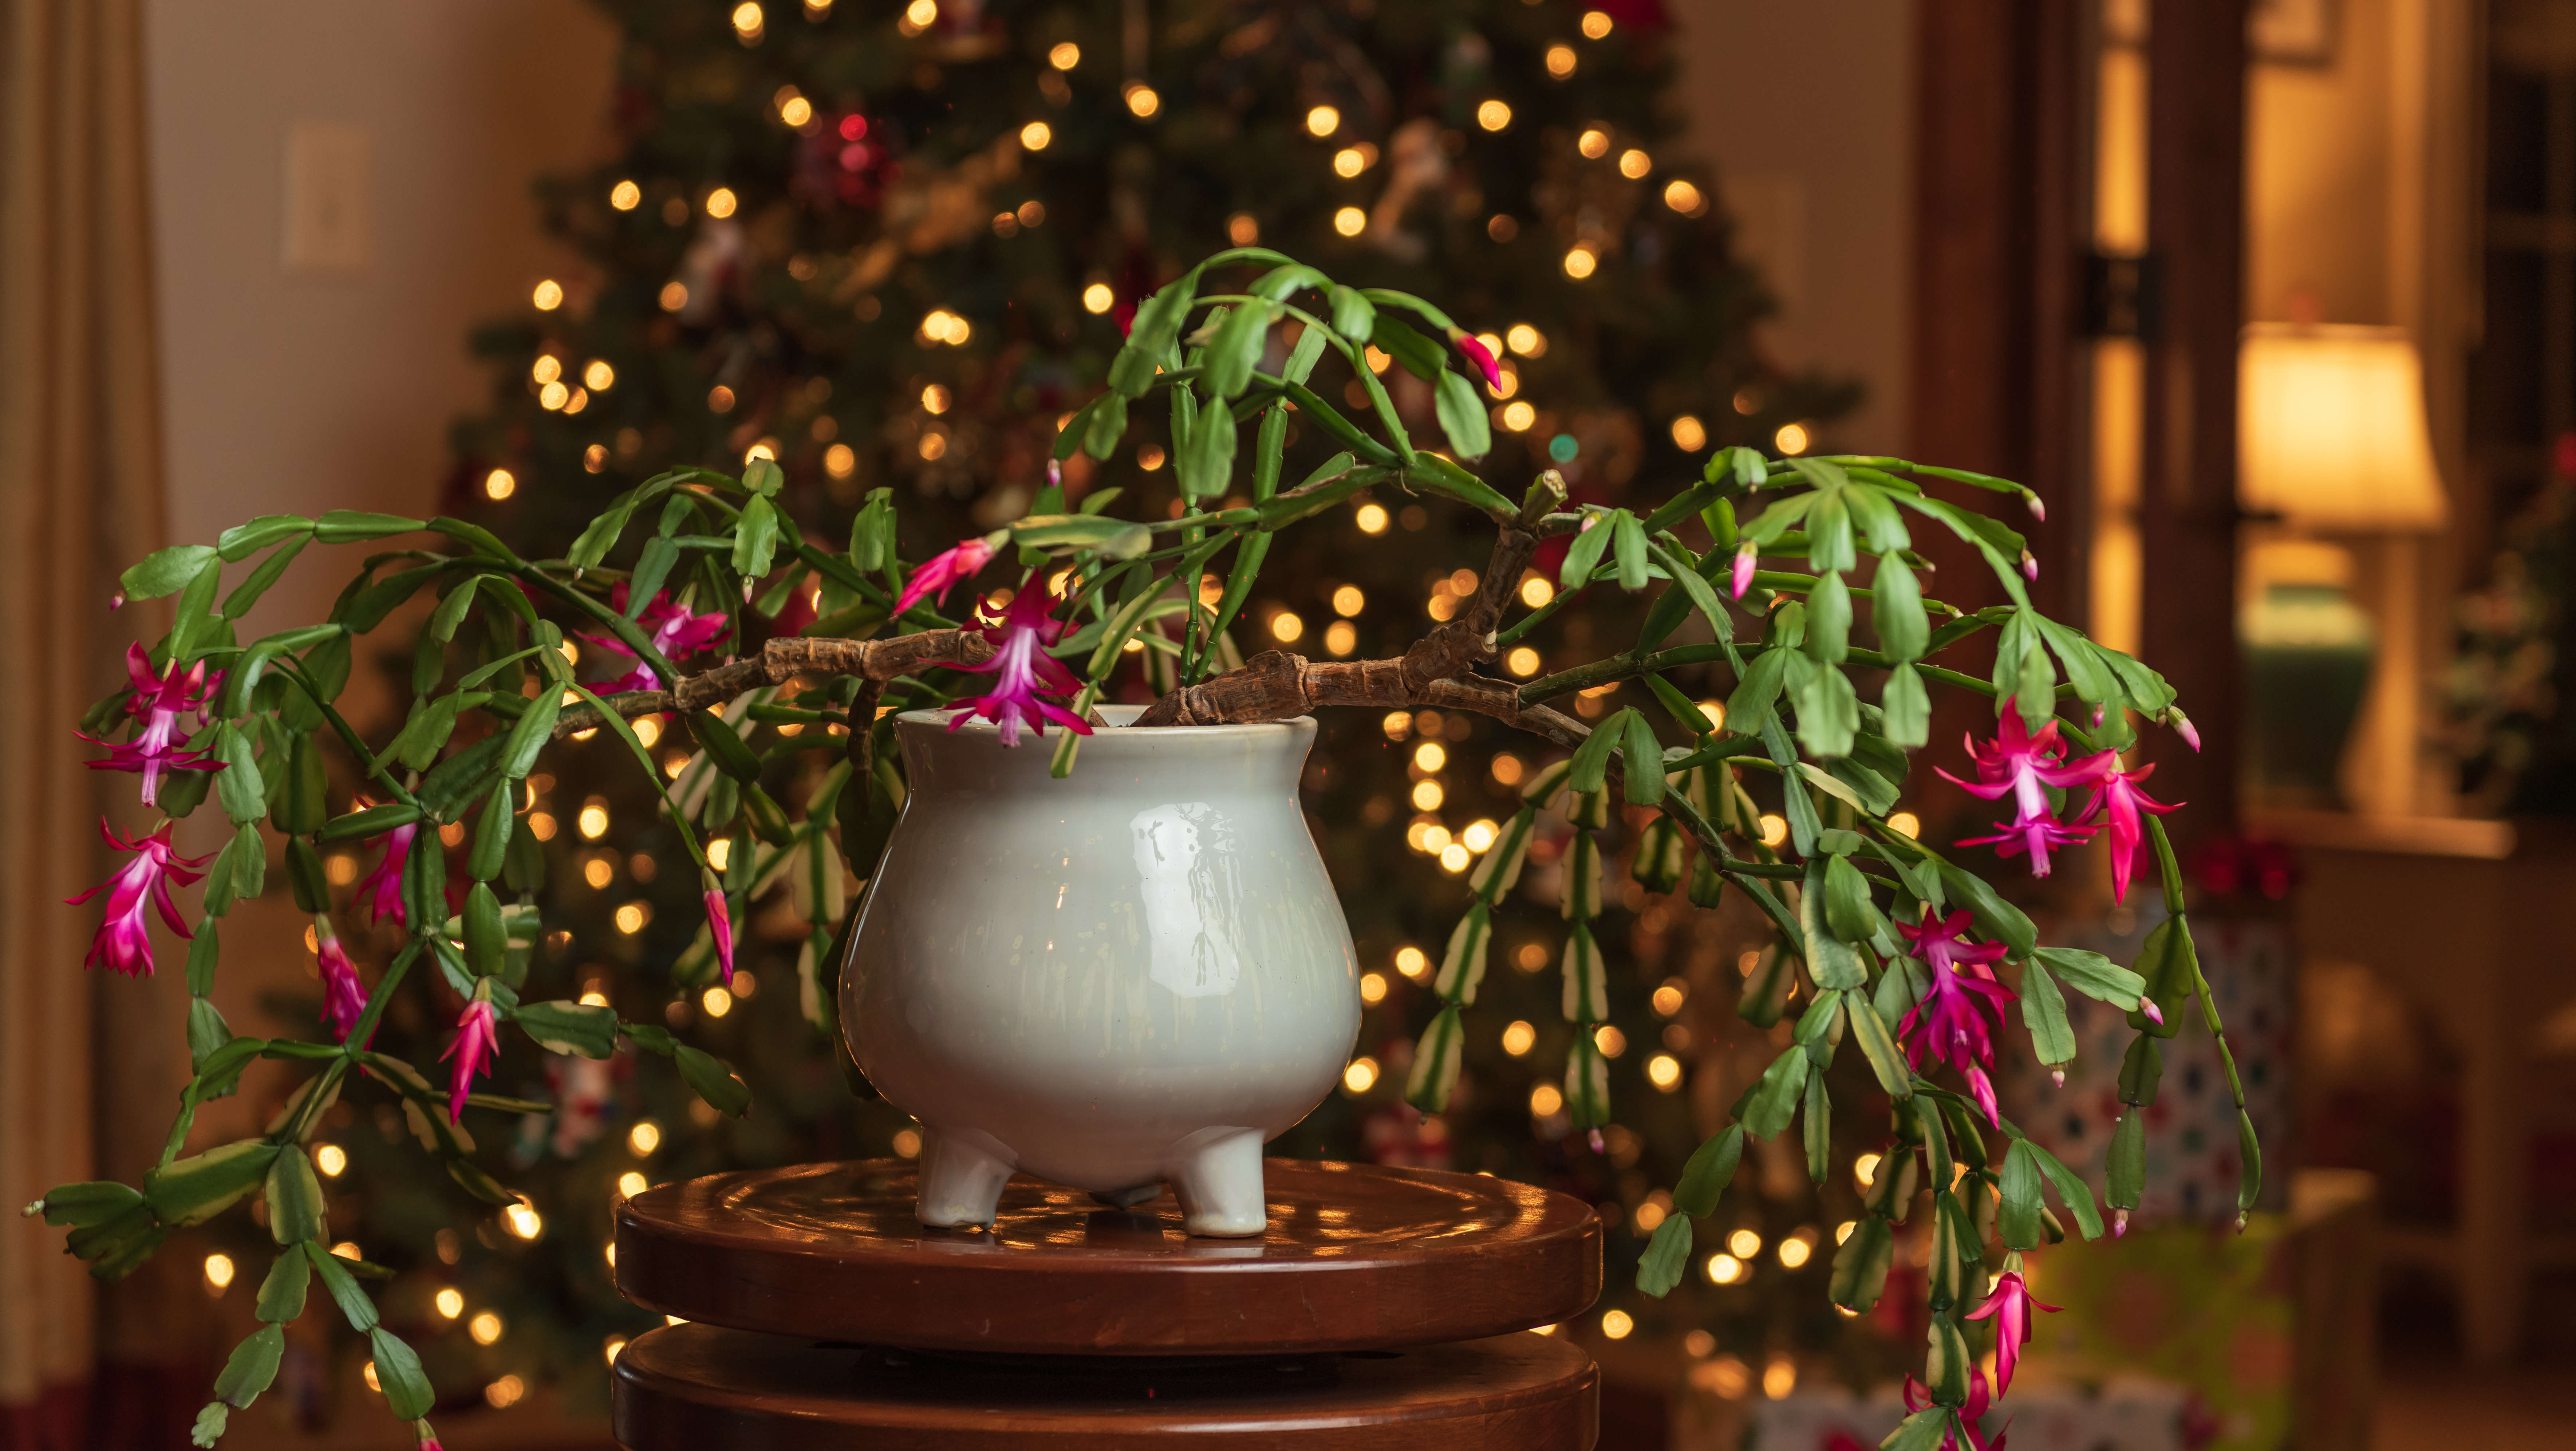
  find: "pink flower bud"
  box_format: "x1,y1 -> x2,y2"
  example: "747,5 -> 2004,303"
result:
110,592 -> 126,610
1586,1128 -> 1605,1155
1047,457 -> 1062,487
2140,995 -> 2164,1026
704,886 -> 736,986
2050,1068 -> 2066,1089
2173,711 -> 2202,752
2113,1207 -> 2130,1238
1730,543 -> 1758,600
2020,549 -> 2039,581
2025,493 -> 2047,522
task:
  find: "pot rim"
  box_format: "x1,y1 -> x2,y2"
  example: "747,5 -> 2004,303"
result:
894,704 -> 1315,742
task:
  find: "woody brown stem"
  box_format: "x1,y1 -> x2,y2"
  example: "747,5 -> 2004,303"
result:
555,630 -> 991,736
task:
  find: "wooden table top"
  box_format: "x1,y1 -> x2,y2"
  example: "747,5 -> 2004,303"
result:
615,1159 -> 1601,1355
611,1321 -> 1599,1449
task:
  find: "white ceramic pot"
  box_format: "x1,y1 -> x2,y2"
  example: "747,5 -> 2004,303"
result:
840,706 -> 1360,1236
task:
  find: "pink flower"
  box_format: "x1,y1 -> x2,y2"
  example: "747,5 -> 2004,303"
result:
2075,763 -> 2181,903
313,915 -> 369,1044
1730,542 -> 1758,599
66,818 -> 212,977
440,997 -> 500,1124
1963,1265 -> 2061,1397
896,536 -> 998,617
354,823 -> 415,927
585,585 -> 732,693
704,884 -> 735,986
950,576 -> 1092,747
1893,908 -> 2017,1126
1901,1367 -> 2005,1451
80,644 -> 226,805
1445,327 -> 1502,390
415,1425 -> 443,1451
1937,703 -> 2114,878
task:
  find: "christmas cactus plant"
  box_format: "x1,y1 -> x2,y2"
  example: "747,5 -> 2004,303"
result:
33,247 -> 2249,1451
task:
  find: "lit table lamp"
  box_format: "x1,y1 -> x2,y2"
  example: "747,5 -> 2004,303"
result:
2236,324 -> 2448,807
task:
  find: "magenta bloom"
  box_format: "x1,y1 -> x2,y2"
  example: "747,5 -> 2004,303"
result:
1893,908 -> 2017,1125
313,915 -> 369,1044
1937,703 -> 2114,878
896,536 -> 998,616
354,823 -> 415,927
2077,763 -> 2182,903
1902,1367 -> 2004,1451
66,818 -> 212,977
950,577 -> 1092,747
1730,543 -> 1758,599
1445,327 -> 1503,390
704,885 -> 735,986
586,585 -> 731,693
80,644 -> 226,805
440,997 -> 500,1123
1964,1265 -> 2061,1397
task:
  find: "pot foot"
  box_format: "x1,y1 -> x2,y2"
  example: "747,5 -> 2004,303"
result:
1168,1128 -> 1267,1237
1088,1183 -> 1163,1210
914,1126 -> 1015,1230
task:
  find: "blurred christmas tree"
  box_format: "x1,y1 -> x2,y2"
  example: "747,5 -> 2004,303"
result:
372,0 -> 1866,1415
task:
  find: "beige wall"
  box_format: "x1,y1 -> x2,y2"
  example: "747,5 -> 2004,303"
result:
144,0 -> 619,635
1668,0 -> 1917,452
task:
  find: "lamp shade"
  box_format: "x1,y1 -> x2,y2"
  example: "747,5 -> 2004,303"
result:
2238,323 -> 2447,531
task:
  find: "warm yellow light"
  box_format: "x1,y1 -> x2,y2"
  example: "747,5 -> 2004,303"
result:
584,359 -> 616,391
611,180 -> 642,211
1333,147 -> 1369,177
579,988 -> 609,1007
1360,972 -> 1388,1005
1049,41 -> 1080,68
780,95 -> 814,127
1414,741 -> 1448,772
1837,1220 -> 1858,1244
605,1337 -> 628,1365
203,1254 -> 235,1291
629,1120 -> 662,1155
1078,281 -> 1117,316
1529,1082 -> 1564,1117
1490,754 -> 1525,786
435,1288 -> 465,1319
1664,178 -> 1704,215
1020,121 -> 1053,151
1763,1358 -> 1798,1400
1562,247 -> 1597,280
1411,779 -> 1445,811
1697,699 -> 1726,732
632,715 -> 660,747
486,1375 -> 526,1410
1647,1053 -> 1683,1090
315,1143 -> 348,1177
902,0 -> 938,28
744,440 -> 777,464
1306,105 -> 1341,137
1415,823 -> 1452,854
1343,1057 -> 1380,1093
1774,422 -> 1811,455
532,355 -> 562,385
505,1204 -> 544,1240
1854,1152 -> 1883,1189
706,838 -> 735,874
1328,584 -> 1365,617
484,468 -> 516,501
1355,503 -> 1389,534
1594,1025 -> 1626,1057
1581,9 -> 1613,37
618,1171 -> 648,1198
1670,414 -> 1707,452
1601,1309 -> 1634,1340
1705,1253 -> 1746,1285
470,1310 -> 505,1345
1476,99 -> 1512,132
734,971 -> 757,1000
1514,576 -> 1554,609
1778,1236 -> 1813,1269
364,1362 -> 380,1393
825,443 -> 856,478
921,383 -> 951,414
1728,1227 -> 1762,1258
1578,129 -> 1610,159
1334,207 -> 1367,237
1545,43 -> 1577,76
578,800 -> 610,839
1505,646 -> 1541,677
1506,324 -> 1544,357
1888,811 -> 1920,838
1637,1200 -> 1669,1233
659,281 -> 689,312
540,381 -> 570,411
1125,85 -> 1161,119
702,986 -> 734,1017
532,279 -> 565,311
1439,843 -> 1471,873
1500,400 -> 1537,432
2238,324 -> 2449,529
1618,148 -> 1652,179
705,187 -> 738,220
1323,620 -> 1356,655
1394,945 -> 1430,979
1462,818 -> 1499,852
615,903 -> 648,934
1760,814 -> 1788,847
1265,610 -> 1303,643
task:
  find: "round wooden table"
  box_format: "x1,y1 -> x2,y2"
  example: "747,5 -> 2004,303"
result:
609,1159 -> 1603,1447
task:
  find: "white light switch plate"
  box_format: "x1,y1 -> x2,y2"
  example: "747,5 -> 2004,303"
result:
283,122 -> 372,274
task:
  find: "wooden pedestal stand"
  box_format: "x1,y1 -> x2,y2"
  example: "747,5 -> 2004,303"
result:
608,1159 -> 1604,1448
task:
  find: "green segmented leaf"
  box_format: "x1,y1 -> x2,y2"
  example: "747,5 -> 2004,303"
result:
1871,553 -> 1929,661
1830,1215 -> 1895,1311
1845,986 -> 1913,1098
1468,807 -> 1535,896
1673,1123 -> 1746,1216
2023,1138 -> 2106,1239
1725,649 -> 1792,739
214,1325 -> 285,1409
1432,370 -> 1492,460
1999,1138 -> 2045,1249
1434,903 -> 1491,1005
1611,510 -> 1652,590
1807,570 -> 1852,662
1737,1048 -> 1807,1141
121,544 -> 218,601
1559,923 -> 1607,1022
2019,957 -> 2077,1069
1559,514 -> 1614,590
1636,1214 -> 1696,1297
2106,1109 -> 2145,1210
1620,710 -> 1665,805
1562,1033 -> 1611,1128
1404,1004 -> 1465,1112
